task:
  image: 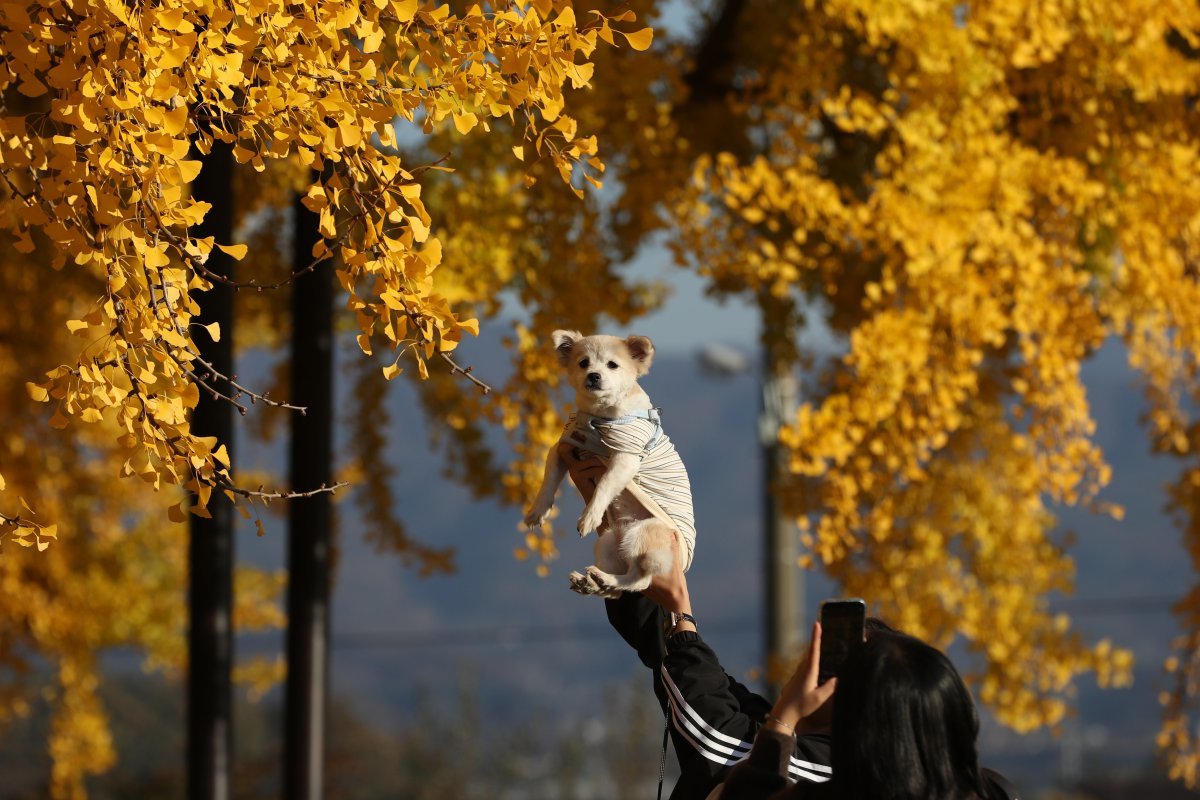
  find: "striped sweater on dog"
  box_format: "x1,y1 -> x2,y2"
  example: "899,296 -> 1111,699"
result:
562,408 -> 696,571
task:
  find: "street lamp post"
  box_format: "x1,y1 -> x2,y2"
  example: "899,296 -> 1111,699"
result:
698,341 -> 804,696
759,347 -> 803,693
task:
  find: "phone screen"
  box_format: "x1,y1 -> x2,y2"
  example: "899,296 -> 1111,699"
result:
818,599 -> 866,681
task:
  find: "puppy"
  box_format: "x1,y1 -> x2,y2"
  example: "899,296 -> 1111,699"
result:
524,330 -> 696,597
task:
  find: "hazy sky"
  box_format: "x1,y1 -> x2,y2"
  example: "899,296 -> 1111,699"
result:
617,244 -> 762,354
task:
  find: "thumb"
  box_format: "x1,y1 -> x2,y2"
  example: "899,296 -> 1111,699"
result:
813,676 -> 837,707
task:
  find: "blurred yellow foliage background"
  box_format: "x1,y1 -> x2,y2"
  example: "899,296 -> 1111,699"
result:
3,0 -> 1200,794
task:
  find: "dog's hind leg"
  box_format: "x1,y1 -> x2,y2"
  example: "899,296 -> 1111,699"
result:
586,519 -> 674,596
568,569 -> 604,595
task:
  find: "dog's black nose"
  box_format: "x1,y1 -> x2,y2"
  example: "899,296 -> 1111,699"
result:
586,372 -> 601,386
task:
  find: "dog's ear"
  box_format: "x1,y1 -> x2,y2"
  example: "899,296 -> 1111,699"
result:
552,329 -> 582,365
624,335 -> 655,375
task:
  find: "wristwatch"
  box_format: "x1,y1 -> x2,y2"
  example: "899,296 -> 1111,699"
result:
663,611 -> 697,638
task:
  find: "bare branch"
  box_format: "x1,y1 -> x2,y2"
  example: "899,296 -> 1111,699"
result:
186,350 -> 308,415
151,202 -> 348,292
440,352 -> 492,394
222,480 -> 350,502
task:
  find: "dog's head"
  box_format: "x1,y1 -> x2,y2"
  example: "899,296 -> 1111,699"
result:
552,330 -> 654,410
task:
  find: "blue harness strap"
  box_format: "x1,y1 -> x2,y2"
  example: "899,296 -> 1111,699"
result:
565,407 -> 664,457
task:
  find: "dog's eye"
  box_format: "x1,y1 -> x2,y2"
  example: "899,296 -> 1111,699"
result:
607,361 -> 618,369
578,358 -> 589,369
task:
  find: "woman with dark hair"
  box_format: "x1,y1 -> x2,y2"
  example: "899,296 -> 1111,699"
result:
716,625 -> 1016,799
561,446 -> 1013,799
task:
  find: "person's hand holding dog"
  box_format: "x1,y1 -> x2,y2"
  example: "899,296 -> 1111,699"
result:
558,441 -> 602,504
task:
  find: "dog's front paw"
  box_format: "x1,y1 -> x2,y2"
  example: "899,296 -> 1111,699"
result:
523,504 -> 552,528
577,505 -> 605,537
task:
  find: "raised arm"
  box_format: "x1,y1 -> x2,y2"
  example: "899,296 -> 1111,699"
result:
717,624 -> 838,798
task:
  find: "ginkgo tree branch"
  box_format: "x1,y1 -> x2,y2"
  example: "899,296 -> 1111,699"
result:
0,510 -> 58,551
0,6 -> 663,797
439,352 -> 491,394
224,481 -> 350,503
152,200 -> 353,294
0,169 -> 32,204
408,151 -> 454,175
395,303 -> 493,394
185,351 -> 308,416
129,253 -> 307,417
5,0 -> 651,538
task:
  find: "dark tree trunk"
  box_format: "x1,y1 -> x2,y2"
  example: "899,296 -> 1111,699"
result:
284,183 -> 334,800
188,139 -> 236,800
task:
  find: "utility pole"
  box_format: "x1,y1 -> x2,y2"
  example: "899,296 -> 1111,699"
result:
759,323 -> 803,695
697,306 -> 805,696
283,184 -> 334,800
188,139 -> 235,800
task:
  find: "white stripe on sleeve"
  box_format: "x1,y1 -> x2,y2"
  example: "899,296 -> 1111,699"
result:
660,666 -> 832,782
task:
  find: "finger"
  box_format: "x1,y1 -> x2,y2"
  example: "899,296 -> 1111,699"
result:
805,622 -> 822,685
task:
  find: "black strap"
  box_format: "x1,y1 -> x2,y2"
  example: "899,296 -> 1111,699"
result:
657,718 -> 670,799
657,606 -> 671,800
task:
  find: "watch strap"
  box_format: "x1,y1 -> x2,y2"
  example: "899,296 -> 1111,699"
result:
664,611 -> 697,638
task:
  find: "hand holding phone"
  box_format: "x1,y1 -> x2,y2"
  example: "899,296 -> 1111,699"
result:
818,598 -> 866,682
771,621 -> 839,732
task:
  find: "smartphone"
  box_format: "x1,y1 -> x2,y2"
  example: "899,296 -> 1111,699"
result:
818,598 -> 867,682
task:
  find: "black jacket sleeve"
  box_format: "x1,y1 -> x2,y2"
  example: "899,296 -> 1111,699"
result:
662,632 -> 831,790
714,728 -> 795,800
718,730 -> 838,800
606,595 -> 832,798
605,594 -> 767,755
605,591 -> 664,669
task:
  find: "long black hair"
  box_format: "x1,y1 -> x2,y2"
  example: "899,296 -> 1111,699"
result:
829,632 -> 989,800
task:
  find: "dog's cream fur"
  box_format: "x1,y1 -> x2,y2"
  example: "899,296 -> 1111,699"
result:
524,330 -> 678,597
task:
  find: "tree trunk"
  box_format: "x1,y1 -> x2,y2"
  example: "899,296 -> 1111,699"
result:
759,294 -> 803,696
284,183 -> 334,800
188,139 -> 236,800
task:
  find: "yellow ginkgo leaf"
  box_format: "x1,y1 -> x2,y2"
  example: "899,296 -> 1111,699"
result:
620,27 -> 654,51
216,243 -> 247,260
